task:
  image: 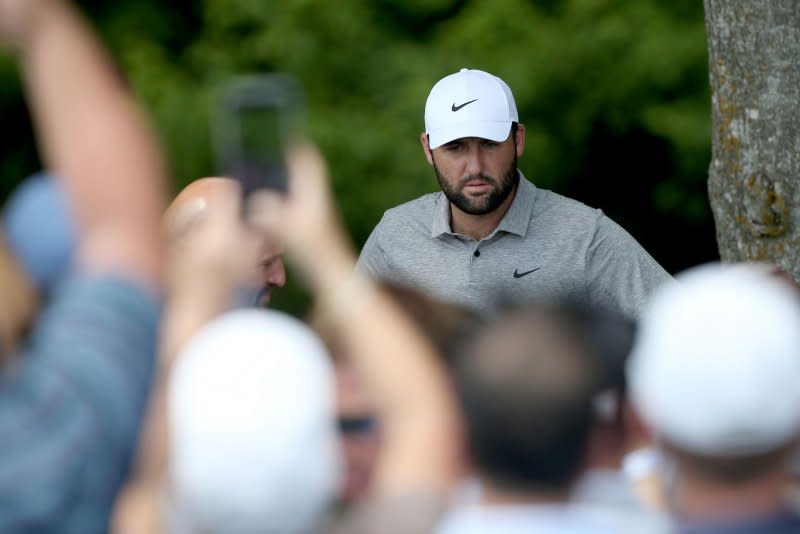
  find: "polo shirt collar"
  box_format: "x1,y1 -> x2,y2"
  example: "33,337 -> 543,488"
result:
431,193 -> 453,238
496,171 -> 536,238
430,170 -> 537,239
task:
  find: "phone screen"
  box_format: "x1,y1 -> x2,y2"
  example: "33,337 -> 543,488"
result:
235,104 -> 286,196
213,75 -> 304,200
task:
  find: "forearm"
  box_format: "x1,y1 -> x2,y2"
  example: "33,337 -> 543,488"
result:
18,1 -> 165,272
136,281 -> 232,469
255,143 -> 461,495
309,235 -> 461,495
159,283 -> 232,366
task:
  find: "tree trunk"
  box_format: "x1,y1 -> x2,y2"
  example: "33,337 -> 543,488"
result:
704,0 -> 800,278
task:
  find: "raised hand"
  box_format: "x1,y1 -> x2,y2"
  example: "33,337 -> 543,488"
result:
249,143 -> 354,291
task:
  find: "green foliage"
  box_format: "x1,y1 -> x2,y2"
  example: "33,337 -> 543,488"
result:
0,0 -> 714,314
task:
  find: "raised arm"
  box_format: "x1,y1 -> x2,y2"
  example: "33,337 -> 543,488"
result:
254,144 -> 461,500
4,0 -> 166,285
113,181 -> 262,533
0,2 -> 167,530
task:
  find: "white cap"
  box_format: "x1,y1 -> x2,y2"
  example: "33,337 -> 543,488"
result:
628,263 -> 800,457
167,309 -> 340,533
424,68 -> 518,149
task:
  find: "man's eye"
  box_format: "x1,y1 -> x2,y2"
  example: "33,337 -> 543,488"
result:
444,143 -> 463,151
481,140 -> 499,148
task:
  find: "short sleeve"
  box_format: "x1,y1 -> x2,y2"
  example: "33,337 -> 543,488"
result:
357,216 -> 392,279
584,214 -> 673,318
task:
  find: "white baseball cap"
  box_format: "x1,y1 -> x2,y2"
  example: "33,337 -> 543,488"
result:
167,309 -> 340,533
628,263 -> 800,457
424,68 -> 519,149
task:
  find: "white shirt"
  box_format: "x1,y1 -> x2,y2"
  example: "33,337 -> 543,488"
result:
436,501 -> 668,534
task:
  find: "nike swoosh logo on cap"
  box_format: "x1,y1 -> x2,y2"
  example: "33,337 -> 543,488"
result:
451,99 -> 478,112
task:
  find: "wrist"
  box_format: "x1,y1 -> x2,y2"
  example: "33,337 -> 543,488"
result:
292,229 -> 357,291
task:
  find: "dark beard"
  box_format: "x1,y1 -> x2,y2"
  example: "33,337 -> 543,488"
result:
433,152 -> 519,216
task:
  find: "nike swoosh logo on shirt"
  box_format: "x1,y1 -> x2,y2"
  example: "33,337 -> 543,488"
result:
451,99 -> 478,112
513,267 -> 541,279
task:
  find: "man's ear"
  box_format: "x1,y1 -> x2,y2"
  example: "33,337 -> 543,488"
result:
514,123 -> 526,158
420,132 -> 434,166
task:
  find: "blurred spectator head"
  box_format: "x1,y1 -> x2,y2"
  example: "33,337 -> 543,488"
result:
453,302 -> 603,494
164,177 -> 286,306
628,262 -> 800,482
3,172 -> 76,291
167,309 -> 340,533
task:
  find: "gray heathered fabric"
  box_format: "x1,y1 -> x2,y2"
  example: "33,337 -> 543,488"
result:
356,173 -> 672,318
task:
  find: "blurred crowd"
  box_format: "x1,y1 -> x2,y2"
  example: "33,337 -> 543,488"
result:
2,2 -> 800,534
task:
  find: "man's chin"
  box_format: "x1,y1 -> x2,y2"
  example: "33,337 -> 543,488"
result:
458,200 -> 498,216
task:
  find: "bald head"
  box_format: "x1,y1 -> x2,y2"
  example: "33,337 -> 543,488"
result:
165,177 -> 286,307
164,177 -> 238,242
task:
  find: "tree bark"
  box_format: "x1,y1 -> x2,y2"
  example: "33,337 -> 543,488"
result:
704,1 -> 800,278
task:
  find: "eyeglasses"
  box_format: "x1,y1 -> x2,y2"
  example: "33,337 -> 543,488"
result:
337,415 -> 377,436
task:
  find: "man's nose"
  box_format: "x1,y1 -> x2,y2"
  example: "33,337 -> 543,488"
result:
463,142 -> 486,177
266,257 -> 287,288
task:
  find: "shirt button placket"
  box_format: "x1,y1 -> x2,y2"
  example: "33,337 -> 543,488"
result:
468,245 -> 481,284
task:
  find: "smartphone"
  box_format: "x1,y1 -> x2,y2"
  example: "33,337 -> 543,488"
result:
213,74 -> 304,199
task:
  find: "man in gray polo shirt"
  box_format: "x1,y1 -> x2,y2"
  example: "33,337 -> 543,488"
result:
357,68 -> 671,317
